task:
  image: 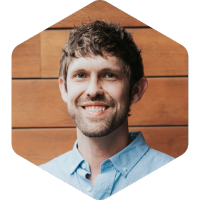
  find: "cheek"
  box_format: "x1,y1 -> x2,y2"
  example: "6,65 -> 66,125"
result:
103,82 -> 129,105
117,91 -> 129,106
67,82 -> 87,104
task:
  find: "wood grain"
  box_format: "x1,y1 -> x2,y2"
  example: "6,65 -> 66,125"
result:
12,1 -> 188,79
12,78 -> 188,128
11,0 -> 188,171
129,127 -> 188,159
12,34 -> 41,78
128,77 -> 188,126
12,126 -> 188,165
130,29 -> 188,76
40,30 -> 69,78
49,1 -> 147,28
40,29 -> 188,78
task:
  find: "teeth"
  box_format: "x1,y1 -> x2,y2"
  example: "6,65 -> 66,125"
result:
84,106 -> 106,112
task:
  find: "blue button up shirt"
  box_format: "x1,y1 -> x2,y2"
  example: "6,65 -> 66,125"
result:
40,131 -> 174,199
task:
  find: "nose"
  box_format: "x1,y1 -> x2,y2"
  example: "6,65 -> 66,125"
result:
86,76 -> 104,97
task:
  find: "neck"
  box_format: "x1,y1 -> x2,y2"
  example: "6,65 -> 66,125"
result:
76,118 -> 132,186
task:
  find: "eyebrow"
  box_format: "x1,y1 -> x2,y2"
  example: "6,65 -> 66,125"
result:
70,66 -> 123,74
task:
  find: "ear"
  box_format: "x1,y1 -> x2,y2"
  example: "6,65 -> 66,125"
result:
131,77 -> 148,104
58,77 -> 68,103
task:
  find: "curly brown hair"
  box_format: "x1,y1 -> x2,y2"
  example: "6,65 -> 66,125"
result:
59,20 -> 144,99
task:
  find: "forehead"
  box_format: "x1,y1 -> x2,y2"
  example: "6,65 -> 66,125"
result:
67,55 -> 125,73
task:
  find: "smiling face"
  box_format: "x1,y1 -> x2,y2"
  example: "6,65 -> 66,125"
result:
60,55 -> 131,137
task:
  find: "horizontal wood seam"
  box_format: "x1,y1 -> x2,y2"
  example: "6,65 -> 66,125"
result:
46,26 -> 152,30
12,76 -> 188,80
12,125 -> 188,129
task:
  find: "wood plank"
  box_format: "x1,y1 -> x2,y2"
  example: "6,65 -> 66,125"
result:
12,78 -> 188,127
128,77 -> 188,126
12,128 -> 77,166
40,31 -> 69,78
130,29 -> 188,76
40,29 -> 188,78
129,127 -> 188,159
12,127 -> 188,166
49,1 -> 147,28
12,79 -> 74,128
12,34 -> 41,78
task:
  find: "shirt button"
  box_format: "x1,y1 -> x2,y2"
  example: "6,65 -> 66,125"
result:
87,186 -> 92,192
82,163 -> 86,169
123,167 -> 127,171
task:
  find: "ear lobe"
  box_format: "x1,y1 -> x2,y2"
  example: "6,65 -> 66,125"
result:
131,77 -> 148,104
59,77 -> 68,103
61,91 -> 68,103
62,93 -> 68,103
131,93 -> 139,105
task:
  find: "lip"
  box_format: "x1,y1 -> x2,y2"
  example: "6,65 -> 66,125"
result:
81,106 -> 109,116
81,102 -> 109,107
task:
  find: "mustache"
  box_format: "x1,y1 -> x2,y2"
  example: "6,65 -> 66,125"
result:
76,97 -> 116,107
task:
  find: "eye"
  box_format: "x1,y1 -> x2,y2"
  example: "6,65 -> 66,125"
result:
74,73 -> 116,78
74,74 -> 83,78
104,73 -> 116,78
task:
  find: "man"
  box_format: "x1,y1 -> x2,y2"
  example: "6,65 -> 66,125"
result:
40,21 -> 174,199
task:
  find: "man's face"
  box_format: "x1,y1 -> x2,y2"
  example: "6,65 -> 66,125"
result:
63,55 -> 131,137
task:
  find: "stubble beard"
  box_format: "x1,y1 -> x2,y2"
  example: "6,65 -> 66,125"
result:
67,97 -> 130,138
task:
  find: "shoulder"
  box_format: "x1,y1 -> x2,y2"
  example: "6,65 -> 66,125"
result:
39,151 -> 72,175
142,148 -> 174,171
124,148 -> 174,185
128,148 -> 174,178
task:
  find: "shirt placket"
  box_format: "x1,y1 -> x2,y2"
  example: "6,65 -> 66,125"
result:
93,163 -> 117,200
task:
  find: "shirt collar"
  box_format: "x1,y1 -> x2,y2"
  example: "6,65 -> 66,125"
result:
108,131 -> 149,177
66,131 -> 149,177
65,140 -> 85,174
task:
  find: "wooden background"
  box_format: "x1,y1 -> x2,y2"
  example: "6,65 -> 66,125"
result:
12,0 -> 188,166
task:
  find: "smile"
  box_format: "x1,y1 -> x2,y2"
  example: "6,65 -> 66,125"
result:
81,103 -> 109,116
